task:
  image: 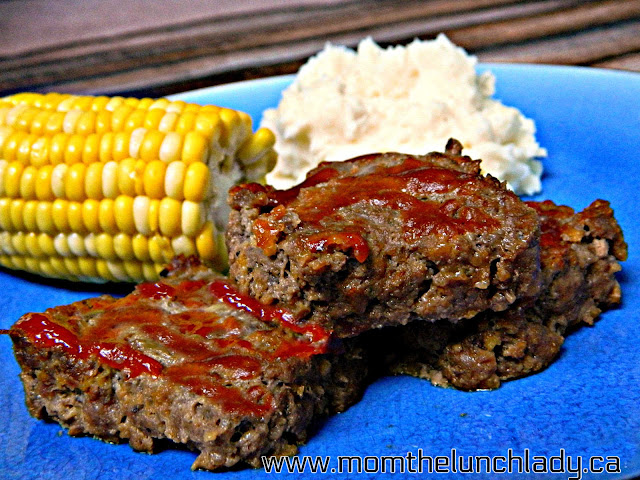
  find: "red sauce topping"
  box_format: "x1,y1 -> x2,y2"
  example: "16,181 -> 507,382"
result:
15,313 -> 163,378
12,278 -> 332,417
256,157 -> 499,259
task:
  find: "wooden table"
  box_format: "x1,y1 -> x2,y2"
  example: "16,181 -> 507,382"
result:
1,0 -> 639,97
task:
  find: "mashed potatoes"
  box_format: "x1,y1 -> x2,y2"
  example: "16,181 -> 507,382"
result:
261,35 -> 546,195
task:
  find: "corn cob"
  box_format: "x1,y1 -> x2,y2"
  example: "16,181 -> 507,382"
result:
0,93 -> 277,283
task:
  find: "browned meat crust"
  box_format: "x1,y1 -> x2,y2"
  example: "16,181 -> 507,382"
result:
7,257 -> 370,471
380,199 -> 627,390
227,140 -> 541,337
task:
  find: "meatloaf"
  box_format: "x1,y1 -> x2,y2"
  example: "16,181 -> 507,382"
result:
227,139 -> 541,337
379,199 -> 627,390
6,257 -> 370,471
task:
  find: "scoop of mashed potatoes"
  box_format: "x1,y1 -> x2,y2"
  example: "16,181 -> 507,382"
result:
261,35 -> 546,195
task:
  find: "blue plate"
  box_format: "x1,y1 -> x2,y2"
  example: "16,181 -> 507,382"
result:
1,65 -> 639,480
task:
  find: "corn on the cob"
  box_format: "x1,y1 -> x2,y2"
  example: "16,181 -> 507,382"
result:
0,93 -> 277,283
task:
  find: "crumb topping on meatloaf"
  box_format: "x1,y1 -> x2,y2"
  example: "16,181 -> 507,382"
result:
227,140 -> 541,337
7,258 -> 370,470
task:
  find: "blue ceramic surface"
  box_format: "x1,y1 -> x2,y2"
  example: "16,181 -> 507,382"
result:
1,65 -> 639,480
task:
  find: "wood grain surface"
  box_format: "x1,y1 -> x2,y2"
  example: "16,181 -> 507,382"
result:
1,0 -> 639,97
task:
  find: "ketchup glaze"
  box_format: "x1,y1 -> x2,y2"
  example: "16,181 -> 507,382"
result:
10,276 -> 332,417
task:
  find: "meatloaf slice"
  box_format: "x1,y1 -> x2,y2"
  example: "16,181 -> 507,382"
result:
380,199 -> 627,390
227,140 -> 541,337
6,257 -> 370,471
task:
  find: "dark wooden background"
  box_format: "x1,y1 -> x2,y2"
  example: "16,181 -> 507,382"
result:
1,0 -> 639,97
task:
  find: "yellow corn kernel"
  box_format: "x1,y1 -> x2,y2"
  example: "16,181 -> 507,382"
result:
181,131 -> 208,163
124,109 -> 147,132
91,96 -> 110,112
0,231 -> 14,254
36,202 -> 55,234
0,126 -> 13,154
181,200 -> 204,237
31,110 -> 53,136
25,232 -> 43,257
44,112 -> 65,136
96,259 -> 116,281
78,256 -> 99,278
30,136 -> 50,167
142,262 -> 160,281
3,131 -> 29,163
165,100 -> 186,114
10,199 -> 25,231
171,235 -> 197,257
67,232 -> 87,256
175,111 -> 197,134
14,107 -> 40,132
128,127 -> 146,158
139,130 -> 165,161
5,104 -> 29,127
64,134 -> 85,164
158,111 -> 179,132
82,199 -> 101,233
11,232 -> 28,256
48,256 -> 70,278
111,104 -> 135,132
132,195 -> 151,235
38,232 -> 56,257
219,108 -> 244,148
143,160 -> 166,198
105,96 -> 125,112
35,165 -> 55,201
101,161 -> 119,198
51,163 -> 68,198
76,111 -> 97,135
158,197 -> 181,237
22,200 -> 38,232
132,233 -> 151,262
67,201 -> 86,234
0,198 -> 12,231
237,128 -> 276,165
195,221 -> 217,261
148,234 -> 172,264
63,110 -> 83,134
150,98 -> 170,110
84,232 -> 98,257
15,133 -> 37,165
5,161 -> 24,198
82,133 -> 100,163
50,133 -> 69,164
107,260 -> 130,282
113,232 -> 134,260
99,198 -> 117,234
52,199 -> 70,232
84,162 -> 104,199
111,131 -> 131,162
159,131 -> 182,162
142,108 -> 165,130
95,233 -> 117,261
184,161 -> 209,202
164,161 -> 185,200
20,165 -> 38,200
193,112 -> 221,142
54,233 -> 71,257
99,132 -> 115,162
117,158 -> 138,196
63,257 -> 82,277
65,163 -> 86,201
114,195 -> 135,235
123,260 -> 143,280
95,110 -> 112,135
